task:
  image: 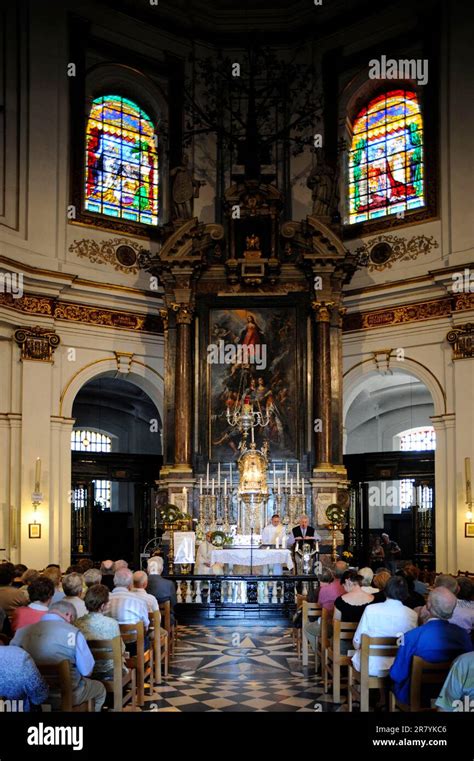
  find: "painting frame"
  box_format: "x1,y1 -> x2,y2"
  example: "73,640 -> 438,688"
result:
196,294 -> 309,468
28,523 -> 41,539
465,522 -> 474,538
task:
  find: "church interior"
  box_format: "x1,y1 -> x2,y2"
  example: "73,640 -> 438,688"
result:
0,0 -> 473,731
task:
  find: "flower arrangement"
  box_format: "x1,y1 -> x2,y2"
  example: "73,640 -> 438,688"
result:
342,550 -> 354,561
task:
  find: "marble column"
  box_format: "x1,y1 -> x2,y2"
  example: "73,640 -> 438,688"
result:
312,301 -> 334,469
173,304 -> 194,470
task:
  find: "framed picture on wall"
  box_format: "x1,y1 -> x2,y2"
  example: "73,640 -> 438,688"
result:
465,523 -> 474,538
28,523 -> 41,539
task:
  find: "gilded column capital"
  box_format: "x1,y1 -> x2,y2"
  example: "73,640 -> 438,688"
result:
171,303 -> 195,325
311,301 -> 335,323
14,326 -> 60,361
158,307 -> 169,331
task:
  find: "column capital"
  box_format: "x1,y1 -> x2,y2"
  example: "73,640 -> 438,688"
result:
14,326 -> 60,362
171,303 -> 195,325
311,301 -> 335,322
158,307 -> 169,331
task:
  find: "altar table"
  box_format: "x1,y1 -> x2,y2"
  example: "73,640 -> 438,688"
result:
210,547 -> 294,571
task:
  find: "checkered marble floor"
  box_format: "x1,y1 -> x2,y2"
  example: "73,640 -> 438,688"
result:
139,624 -> 347,712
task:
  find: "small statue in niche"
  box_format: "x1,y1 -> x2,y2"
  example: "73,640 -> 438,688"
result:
246,234 -> 260,250
170,154 -> 205,220
307,153 -> 339,219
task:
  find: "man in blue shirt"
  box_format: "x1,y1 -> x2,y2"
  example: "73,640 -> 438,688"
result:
390,587 -> 473,706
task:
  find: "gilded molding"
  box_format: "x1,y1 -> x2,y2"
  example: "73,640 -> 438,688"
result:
69,238 -> 142,273
311,301 -> 335,322
446,324 -> 474,360
355,233 -> 439,272
344,297 -> 452,332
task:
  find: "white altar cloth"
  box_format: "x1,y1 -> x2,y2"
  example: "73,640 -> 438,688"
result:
210,548 -> 294,571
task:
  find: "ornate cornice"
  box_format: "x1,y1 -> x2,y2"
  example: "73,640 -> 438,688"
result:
343,296 -> 454,332
446,323 -> 474,360
0,293 -> 164,334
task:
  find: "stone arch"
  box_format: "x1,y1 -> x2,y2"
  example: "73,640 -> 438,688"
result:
59,357 -> 164,423
343,354 -> 447,424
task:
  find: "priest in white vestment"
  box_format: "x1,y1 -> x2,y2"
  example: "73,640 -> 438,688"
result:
261,514 -> 285,575
195,533 -> 225,575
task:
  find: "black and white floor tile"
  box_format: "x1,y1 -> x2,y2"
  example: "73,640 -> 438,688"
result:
138,625 -> 347,713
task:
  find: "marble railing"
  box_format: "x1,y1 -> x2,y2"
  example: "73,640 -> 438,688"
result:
166,575 -> 319,605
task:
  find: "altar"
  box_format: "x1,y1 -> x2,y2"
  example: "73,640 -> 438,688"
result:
210,547 -> 294,571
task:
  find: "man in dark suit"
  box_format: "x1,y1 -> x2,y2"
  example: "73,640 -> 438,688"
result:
287,515 -> 321,550
146,555 -> 177,624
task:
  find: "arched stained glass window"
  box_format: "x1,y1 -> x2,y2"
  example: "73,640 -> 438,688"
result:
348,90 -> 424,224
85,95 -> 158,225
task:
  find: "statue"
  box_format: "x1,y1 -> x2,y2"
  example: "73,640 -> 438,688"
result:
307,153 -> 339,219
170,155 -> 205,220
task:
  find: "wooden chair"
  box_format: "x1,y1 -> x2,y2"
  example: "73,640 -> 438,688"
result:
323,620 -> 358,703
149,610 -> 168,684
318,608 -> 331,679
87,637 -> 136,712
348,635 -> 399,712
389,657 -> 452,712
119,621 -> 153,707
38,660 -> 92,712
158,601 -> 175,656
302,601 -> 323,670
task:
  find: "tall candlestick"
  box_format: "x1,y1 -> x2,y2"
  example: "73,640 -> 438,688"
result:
206,463 -> 210,488
199,477 -> 203,496
466,457 -> 472,503
285,463 -> 288,486
218,462 -> 221,488
34,458 -> 41,491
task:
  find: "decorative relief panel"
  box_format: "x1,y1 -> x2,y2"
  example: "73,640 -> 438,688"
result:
68,238 -> 142,274
355,234 -> 439,272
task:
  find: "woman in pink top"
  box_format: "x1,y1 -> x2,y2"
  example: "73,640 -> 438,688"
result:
11,577 -> 55,633
317,568 -> 344,612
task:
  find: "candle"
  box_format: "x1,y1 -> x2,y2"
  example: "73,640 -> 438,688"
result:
277,478 -> 281,496
34,458 -> 41,491
182,487 -> 187,511
301,477 -> 305,495
206,463 -> 210,488
218,462 -> 221,488
199,477 -> 203,496
296,463 -> 300,483
211,478 -> 215,496
290,477 -> 294,496
273,463 -> 276,486
224,478 -> 228,496
229,462 -> 232,485
285,463 -> 288,486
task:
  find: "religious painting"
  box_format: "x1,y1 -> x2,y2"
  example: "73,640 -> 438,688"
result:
208,307 -> 298,461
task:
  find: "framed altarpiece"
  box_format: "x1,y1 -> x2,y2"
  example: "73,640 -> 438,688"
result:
195,294 -> 311,471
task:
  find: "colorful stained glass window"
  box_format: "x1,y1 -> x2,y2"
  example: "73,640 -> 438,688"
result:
348,90 -> 424,224
85,95 -> 158,225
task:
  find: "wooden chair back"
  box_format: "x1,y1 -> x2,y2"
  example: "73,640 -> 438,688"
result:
87,636 -> 135,711
158,600 -> 171,633
148,609 -> 168,683
119,621 -> 153,707
409,657 -> 452,711
37,660 -> 91,712
332,620 -> 358,662
359,634 -> 399,683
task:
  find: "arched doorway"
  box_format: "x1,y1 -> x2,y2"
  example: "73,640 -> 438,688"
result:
343,368 -> 436,570
70,376 -> 163,567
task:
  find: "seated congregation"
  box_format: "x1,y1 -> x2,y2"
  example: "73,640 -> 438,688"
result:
0,556 -> 472,712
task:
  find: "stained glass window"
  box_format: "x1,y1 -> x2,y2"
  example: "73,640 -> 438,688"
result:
85,95 -> 158,225
348,90 -> 424,224
397,426 -> 436,451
